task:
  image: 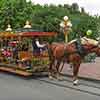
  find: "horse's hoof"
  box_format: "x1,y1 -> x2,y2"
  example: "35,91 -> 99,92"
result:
49,76 -> 53,80
57,77 -> 63,81
73,79 -> 79,85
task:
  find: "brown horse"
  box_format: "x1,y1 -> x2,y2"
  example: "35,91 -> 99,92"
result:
48,39 -> 100,85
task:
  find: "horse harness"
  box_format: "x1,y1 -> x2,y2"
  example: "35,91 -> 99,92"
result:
63,41 -> 86,58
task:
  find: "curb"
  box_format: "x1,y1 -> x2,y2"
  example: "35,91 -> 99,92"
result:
61,73 -> 100,84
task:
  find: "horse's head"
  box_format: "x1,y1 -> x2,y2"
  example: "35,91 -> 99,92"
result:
96,40 -> 100,56
68,37 -> 100,56
82,39 -> 100,56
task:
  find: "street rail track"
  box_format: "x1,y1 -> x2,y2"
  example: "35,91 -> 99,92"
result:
0,72 -> 100,97
35,77 -> 100,97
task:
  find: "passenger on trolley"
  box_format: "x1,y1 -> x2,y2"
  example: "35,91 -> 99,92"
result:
32,37 -> 46,55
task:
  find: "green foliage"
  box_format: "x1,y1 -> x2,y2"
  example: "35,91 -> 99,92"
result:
84,53 -> 97,63
0,0 -> 100,41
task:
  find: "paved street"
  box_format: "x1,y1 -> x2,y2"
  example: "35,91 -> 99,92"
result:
0,72 -> 100,100
62,57 -> 100,81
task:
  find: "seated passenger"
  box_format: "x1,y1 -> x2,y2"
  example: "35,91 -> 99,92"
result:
32,38 -> 46,55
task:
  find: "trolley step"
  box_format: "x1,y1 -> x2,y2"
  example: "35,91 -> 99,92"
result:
0,67 -> 32,76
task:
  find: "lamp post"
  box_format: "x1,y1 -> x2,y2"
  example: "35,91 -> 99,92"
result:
60,16 -> 72,43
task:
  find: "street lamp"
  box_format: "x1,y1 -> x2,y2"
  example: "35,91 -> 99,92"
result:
60,16 -> 72,43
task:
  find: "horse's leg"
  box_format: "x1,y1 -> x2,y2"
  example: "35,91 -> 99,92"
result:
72,63 -> 80,85
59,61 -> 65,72
48,58 -> 60,80
57,61 -> 65,80
48,59 -> 55,80
55,60 -> 62,80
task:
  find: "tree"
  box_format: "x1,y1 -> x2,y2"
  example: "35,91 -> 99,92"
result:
0,0 -> 99,42
81,7 -> 85,13
71,3 -> 79,13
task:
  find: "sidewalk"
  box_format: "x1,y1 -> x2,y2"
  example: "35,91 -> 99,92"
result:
62,57 -> 100,81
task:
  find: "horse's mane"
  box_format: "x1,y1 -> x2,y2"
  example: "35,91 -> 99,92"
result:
68,37 -> 98,46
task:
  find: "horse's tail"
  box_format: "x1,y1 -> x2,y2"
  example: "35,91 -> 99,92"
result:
46,43 -> 53,62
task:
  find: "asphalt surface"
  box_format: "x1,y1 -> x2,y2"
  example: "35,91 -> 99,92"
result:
0,72 -> 100,100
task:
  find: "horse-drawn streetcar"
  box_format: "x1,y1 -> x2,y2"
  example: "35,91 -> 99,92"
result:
0,30 -> 56,76
1,29 -> 100,85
